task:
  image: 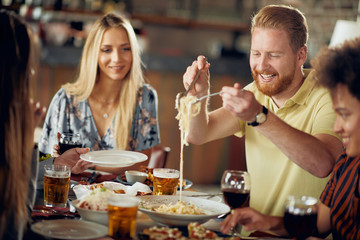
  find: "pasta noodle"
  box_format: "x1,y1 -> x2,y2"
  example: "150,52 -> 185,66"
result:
175,95 -> 201,206
176,96 -> 201,146
155,201 -> 204,215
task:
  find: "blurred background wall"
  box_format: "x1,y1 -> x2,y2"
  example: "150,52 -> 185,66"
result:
1,0 -> 359,184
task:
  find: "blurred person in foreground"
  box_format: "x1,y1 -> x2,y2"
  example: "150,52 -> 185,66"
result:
220,37 -> 360,240
0,9 -> 93,239
38,13 -> 160,175
182,4 -> 343,216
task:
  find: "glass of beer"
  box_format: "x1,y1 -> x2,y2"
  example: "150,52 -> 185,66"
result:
43,165 -> 71,207
108,195 -> 139,240
59,132 -> 82,154
153,168 -> 180,195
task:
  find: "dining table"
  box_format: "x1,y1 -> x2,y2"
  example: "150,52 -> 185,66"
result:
26,171 -> 284,240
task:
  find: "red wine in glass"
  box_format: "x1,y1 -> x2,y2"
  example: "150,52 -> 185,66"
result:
59,133 -> 82,154
221,170 -> 251,237
222,188 -> 250,209
283,196 -> 318,240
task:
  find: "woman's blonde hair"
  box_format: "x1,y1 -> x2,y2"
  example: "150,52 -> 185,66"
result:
251,4 -> 308,53
63,13 -> 145,150
0,10 -> 35,237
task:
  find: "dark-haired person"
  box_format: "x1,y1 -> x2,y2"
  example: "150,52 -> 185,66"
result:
220,37 -> 360,240
0,10 -> 93,239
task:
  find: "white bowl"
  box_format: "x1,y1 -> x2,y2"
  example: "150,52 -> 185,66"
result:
138,195 -> 230,226
125,170 -> 148,184
71,199 -> 108,226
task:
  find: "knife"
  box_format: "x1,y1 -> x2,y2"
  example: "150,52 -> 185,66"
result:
86,171 -> 101,184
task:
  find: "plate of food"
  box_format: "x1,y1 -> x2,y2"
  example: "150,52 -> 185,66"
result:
139,222 -> 236,239
138,195 -> 230,226
80,150 -> 148,167
71,182 -> 152,225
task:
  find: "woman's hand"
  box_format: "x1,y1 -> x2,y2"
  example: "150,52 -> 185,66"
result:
54,147 -> 95,174
52,132 -> 61,157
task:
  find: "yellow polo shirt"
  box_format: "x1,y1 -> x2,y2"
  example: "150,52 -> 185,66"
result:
236,69 -> 340,216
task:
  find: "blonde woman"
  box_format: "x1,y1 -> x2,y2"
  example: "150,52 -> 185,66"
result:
38,13 -> 160,173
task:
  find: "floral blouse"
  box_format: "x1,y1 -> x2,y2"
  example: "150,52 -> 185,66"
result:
38,84 -> 160,154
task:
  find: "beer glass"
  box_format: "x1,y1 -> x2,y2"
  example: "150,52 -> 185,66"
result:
43,165 -> 71,207
283,195 -> 318,240
59,132 -> 82,154
153,168 -> 180,195
108,195 -> 139,240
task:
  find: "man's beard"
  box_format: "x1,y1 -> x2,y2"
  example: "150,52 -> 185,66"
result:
252,70 -> 294,97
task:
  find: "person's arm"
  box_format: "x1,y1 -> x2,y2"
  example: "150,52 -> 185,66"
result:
183,56 -> 241,144
255,111 -> 342,177
220,207 -> 288,236
38,148 -> 93,184
316,202 -> 331,237
220,84 -> 342,178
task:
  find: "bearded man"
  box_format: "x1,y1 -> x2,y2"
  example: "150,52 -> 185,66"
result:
182,4 -> 343,216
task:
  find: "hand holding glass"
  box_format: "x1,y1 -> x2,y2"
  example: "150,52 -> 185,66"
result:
59,132 -> 82,154
221,170 -> 251,236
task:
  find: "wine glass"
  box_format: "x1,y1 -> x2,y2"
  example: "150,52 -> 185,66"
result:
283,195 -> 318,240
59,132 -> 82,154
221,170 -> 251,236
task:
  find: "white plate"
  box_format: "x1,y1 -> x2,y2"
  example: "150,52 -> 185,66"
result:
31,219 -> 108,239
80,150 -> 148,167
138,195 -> 230,226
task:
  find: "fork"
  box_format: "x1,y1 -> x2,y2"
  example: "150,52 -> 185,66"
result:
175,57 -> 207,109
191,91 -> 223,104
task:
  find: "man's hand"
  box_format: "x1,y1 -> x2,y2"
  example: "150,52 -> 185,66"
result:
220,207 -> 284,234
221,83 -> 263,123
54,148 -> 94,174
182,55 -> 211,98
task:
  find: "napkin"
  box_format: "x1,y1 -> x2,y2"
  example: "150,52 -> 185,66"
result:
73,181 -> 152,200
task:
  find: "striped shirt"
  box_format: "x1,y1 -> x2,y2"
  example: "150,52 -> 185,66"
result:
320,151 -> 360,240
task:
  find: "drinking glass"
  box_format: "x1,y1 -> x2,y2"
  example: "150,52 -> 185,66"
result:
283,195 -> 318,240
108,195 -> 139,240
221,170 -> 251,236
43,164 -> 71,207
152,168 -> 180,195
58,132 -> 82,154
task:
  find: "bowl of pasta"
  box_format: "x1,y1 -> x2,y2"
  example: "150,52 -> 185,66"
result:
138,195 -> 230,226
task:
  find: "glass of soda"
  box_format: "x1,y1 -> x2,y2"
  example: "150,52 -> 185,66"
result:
59,132 -> 82,154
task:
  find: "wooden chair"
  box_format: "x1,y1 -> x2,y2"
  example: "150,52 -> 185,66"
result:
148,145 -> 171,168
